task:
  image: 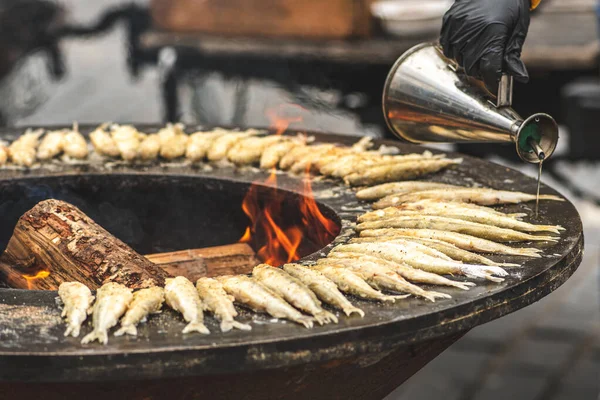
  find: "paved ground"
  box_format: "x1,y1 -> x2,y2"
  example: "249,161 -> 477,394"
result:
3,2 -> 599,398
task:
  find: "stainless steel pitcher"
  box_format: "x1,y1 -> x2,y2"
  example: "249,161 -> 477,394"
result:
382,42 -> 559,164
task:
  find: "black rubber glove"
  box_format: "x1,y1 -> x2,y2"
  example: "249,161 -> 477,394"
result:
440,0 -> 531,93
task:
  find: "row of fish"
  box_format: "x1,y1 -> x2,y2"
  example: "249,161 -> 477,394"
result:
1,124 -> 462,186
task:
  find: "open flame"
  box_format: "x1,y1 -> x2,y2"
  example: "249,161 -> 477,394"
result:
22,269 -> 50,290
239,106 -> 338,265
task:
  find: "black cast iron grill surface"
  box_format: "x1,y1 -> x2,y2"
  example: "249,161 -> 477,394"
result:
0,126 -> 583,382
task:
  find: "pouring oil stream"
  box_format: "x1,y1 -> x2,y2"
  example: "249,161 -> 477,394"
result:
528,137 -> 546,218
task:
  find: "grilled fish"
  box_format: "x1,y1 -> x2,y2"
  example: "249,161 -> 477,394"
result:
9,128 -> 43,166
158,123 -> 188,160
376,188 -> 563,207
207,130 -> 259,161
289,144 -> 337,173
81,282 -> 133,344
351,236 -> 519,267
253,264 -> 337,325
361,206 -> 562,234
164,276 -> 210,334
319,258 -> 450,302
333,242 -> 508,282
196,277 -> 251,332
38,130 -> 65,160
377,199 -> 527,219
360,228 -> 542,257
114,286 -> 165,336
58,282 -> 94,338
282,264 -> 364,317
260,140 -> 303,169
218,275 -> 314,328
90,124 -> 120,157
111,124 -> 142,161
328,252 -> 475,290
227,135 -> 285,165
356,215 -> 558,243
344,158 -> 462,186
185,130 -> 227,162
278,144 -> 310,170
355,182 -> 465,201
312,264 -> 407,302
139,133 -> 161,160
63,124 -> 88,159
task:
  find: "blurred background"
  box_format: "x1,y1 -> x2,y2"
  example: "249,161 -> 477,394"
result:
0,0 -> 598,398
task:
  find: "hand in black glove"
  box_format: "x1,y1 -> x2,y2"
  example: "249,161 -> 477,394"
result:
440,0 -> 531,93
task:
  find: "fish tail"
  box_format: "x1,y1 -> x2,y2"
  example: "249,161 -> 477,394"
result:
343,306 -> 365,318
295,316 -> 314,329
64,324 -> 79,338
114,325 -> 137,337
529,235 -> 559,242
450,281 -> 476,290
429,291 -> 452,301
81,330 -> 108,345
220,320 -> 252,332
314,310 -> 338,324
182,321 -> 210,335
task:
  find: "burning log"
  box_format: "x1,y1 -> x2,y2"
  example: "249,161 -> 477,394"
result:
146,243 -> 259,282
0,199 -> 169,290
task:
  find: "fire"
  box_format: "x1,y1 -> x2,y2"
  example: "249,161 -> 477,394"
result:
239,169 -> 337,265
265,104 -> 305,135
239,106 -> 337,265
22,269 -> 50,290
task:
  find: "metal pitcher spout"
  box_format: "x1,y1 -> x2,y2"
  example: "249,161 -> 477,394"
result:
382,42 -> 559,164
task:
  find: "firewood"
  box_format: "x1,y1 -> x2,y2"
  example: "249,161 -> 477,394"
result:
0,199 -> 169,290
145,243 -> 259,282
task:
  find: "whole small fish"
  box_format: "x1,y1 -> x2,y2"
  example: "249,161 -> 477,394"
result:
360,228 -> 542,258
9,128 -> 43,166
186,130 -> 228,162
351,236 -> 519,267
376,188 -> 563,207
341,154 -> 446,179
218,275 -> 314,328
278,144 -> 311,170
355,181 -> 464,201
344,158 -> 462,186
158,123 -> 189,160
333,242 -> 508,282
111,124 -> 142,161
114,286 -> 165,336
282,264 -> 364,317
90,124 -> 120,157
289,144 -> 337,173
81,282 -> 133,344
38,130 -> 65,160
196,277 -> 251,332
58,282 -> 94,338
227,135 -> 285,165
312,264 -> 407,302
207,130 -> 259,161
319,258 -> 451,302
260,140 -> 302,169
164,276 -> 210,334
360,206 -> 562,234
373,199 -> 527,219
139,133 -> 161,160
253,264 -> 337,325
356,215 -> 558,243
328,252 -> 475,291
62,124 -> 88,159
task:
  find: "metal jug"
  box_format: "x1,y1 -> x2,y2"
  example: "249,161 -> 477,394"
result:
382,42 -> 559,163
